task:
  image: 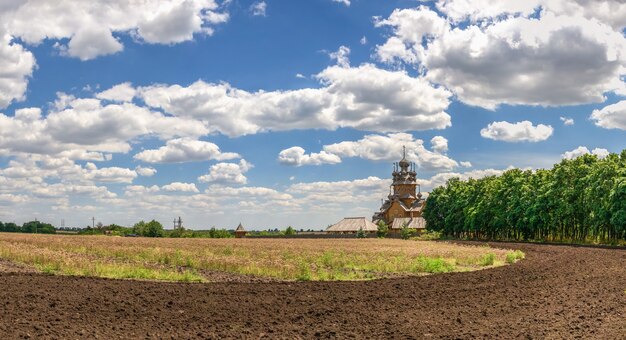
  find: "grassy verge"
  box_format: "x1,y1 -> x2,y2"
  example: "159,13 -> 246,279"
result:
0,233 -> 520,282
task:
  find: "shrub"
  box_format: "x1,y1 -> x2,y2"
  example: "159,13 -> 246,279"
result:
480,252 -> 496,266
356,227 -> 367,238
400,224 -> 415,240
285,226 -> 296,236
414,230 -> 441,241
376,221 -> 389,238
412,256 -> 455,273
506,250 -> 526,264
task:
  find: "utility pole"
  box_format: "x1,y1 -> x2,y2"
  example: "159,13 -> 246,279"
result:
92,217 -> 95,235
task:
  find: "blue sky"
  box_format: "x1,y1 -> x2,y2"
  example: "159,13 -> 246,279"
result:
0,0 -> 625,229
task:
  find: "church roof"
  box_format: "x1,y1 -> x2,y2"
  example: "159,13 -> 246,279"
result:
391,217 -> 426,230
326,217 -> 378,233
235,223 -> 245,232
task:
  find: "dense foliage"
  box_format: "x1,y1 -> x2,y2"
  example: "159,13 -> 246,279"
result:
0,221 -> 55,234
132,220 -> 165,237
423,151 -> 626,244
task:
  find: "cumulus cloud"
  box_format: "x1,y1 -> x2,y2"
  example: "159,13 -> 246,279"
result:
96,83 -> 137,102
375,5 -> 626,109
134,138 -> 239,163
0,96 -> 210,160
590,100 -> 626,130
198,159 -> 252,185
562,146 -> 610,160
0,0 -> 230,109
135,166 -> 156,177
560,116 -> 575,126
3,0 -> 228,60
84,162 -> 137,183
250,1 -> 267,16
138,64 -> 452,136
422,168 -> 508,189
430,136 -> 448,154
162,182 -> 199,193
329,46 -> 350,68
480,121 -> 554,142
278,147 -> 341,166
321,133 -> 458,171
0,33 -> 36,109
331,0 -> 350,6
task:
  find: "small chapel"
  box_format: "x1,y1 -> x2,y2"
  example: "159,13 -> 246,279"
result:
372,147 -> 427,233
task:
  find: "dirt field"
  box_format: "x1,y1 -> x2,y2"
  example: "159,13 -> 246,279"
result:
0,242 -> 624,339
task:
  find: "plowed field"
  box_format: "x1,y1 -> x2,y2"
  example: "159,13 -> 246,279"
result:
0,242 -> 624,339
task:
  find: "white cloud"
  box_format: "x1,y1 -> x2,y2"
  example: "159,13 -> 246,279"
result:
3,0 -> 229,60
162,182 -> 199,193
96,82 -> 137,102
198,159 -> 252,185
423,168 -> 508,189
64,26 -> 123,60
435,0 -> 626,30
590,100 -> 626,130
560,116 -> 575,126
84,162 -> 137,183
139,63 -> 452,136
329,45 -> 351,68
480,121 -> 554,142
135,166 -> 157,177
278,147 -> 341,166
360,36 -> 367,45
295,73 -> 306,79
321,133 -> 458,171
375,6 -> 626,109
562,146 -> 610,160
460,161 -> 472,168
134,138 -> 239,163
0,33 -> 36,109
331,0 -> 350,6
0,96 -> 210,162
250,1 -> 267,16
430,136 -> 448,154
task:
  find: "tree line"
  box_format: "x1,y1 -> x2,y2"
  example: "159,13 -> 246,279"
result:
0,221 -> 56,234
423,151 -> 626,244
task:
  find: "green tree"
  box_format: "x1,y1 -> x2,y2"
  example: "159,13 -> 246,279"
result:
400,224 -> 415,240
376,220 -> 388,238
356,227 -> 367,238
285,226 -> 296,236
132,220 -> 147,236
144,220 -> 164,237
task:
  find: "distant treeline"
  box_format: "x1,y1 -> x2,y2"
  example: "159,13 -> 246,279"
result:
423,151 -> 626,244
0,221 -> 56,234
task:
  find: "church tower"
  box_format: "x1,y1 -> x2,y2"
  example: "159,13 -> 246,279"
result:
373,146 -> 426,232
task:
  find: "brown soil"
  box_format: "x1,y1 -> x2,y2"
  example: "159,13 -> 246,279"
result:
0,242 -> 624,339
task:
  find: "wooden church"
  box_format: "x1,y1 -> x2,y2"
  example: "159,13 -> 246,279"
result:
372,147 -> 427,233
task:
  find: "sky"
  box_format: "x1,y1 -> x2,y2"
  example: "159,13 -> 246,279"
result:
0,0 -> 625,229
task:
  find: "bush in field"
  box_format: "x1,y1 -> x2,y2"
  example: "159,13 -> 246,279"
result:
480,252 -> 496,266
414,230 -> 441,241
208,227 -> 233,238
400,224 -> 415,240
132,220 -> 164,237
285,226 -> 296,236
377,221 -> 388,238
356,227 -> 367,238
22,221 -> 56,234
506,250 -> 526,264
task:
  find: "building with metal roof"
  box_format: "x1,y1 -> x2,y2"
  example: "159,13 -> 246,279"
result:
326,217 -> 378,234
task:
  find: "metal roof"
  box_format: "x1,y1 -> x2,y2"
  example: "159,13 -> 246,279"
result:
391,217 -> 426,230
326,217 -> 378,232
